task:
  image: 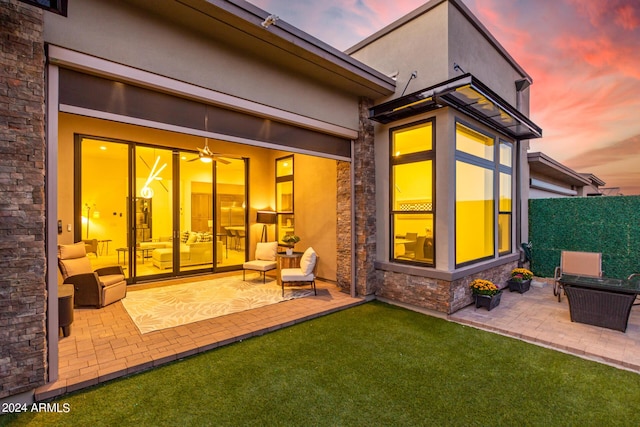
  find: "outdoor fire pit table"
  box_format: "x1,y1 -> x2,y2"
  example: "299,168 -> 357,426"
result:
559,274 -> 640,332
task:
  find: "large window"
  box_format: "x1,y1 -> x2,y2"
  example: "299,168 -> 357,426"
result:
390,120 -> 435,266
276,156 -> 294,243
498,141 -> 513,254
455,123 -> 514,266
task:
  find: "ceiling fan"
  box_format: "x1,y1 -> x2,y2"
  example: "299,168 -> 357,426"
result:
188,138 -> 231,164
189,112 -> 231,164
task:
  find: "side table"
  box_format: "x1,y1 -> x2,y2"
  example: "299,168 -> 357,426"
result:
276,251 -> 303,287
58,284 -> 74,337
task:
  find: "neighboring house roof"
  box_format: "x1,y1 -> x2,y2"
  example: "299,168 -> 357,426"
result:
125,0 -> 396,98
528,152 -> 591,187
579,173 -> 606,188
528,152 -> 609,197
345,0 -> 531,83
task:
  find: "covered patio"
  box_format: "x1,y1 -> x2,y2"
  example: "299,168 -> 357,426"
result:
36,277 -> 364,401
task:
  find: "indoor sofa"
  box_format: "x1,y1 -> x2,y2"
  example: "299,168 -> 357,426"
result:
151,232 -> 223,269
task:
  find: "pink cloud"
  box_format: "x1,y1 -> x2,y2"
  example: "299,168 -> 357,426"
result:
248,0 -> 640,193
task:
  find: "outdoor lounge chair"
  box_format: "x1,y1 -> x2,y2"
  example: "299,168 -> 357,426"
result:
242,241 -> 278,283
553,250 -> 602,302
58,242 -> 127,308
281,247 -> 318,297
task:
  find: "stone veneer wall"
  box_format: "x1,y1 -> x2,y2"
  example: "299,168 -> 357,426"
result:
335,160 -> 351,292
336,97 -> 377,295
377,261 -> 518,314
0,0 -> 47,399
355,97 -> 377,295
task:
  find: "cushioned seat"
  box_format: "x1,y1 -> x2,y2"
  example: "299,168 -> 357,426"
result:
151,236 -> 222,269
243,242 -> 278,283
58,242 -> 126,308
281,247 -> 318,296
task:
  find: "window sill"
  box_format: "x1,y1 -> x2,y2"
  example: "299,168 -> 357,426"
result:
375,253 -> 519,281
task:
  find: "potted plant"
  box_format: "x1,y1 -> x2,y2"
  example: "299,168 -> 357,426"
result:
469,279 -> 502,310
507,268 -> 533,294
281,234 -> 300,255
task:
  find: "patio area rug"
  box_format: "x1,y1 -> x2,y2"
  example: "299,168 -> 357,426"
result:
121,275 -> 314,334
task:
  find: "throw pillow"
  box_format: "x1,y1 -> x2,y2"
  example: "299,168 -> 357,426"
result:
255,241 -> 278,261
299,247 -> 317,276
181,231 -> 190,243
186,232 -> 198,244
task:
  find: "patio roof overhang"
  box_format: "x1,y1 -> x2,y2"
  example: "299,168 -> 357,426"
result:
369,73 -> 542,140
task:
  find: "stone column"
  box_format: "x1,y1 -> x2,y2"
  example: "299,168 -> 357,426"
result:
0,0 -> 47,399
335,160 -> 351,292
353,97 -> 377,296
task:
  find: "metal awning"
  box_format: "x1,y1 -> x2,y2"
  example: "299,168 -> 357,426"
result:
369,73 -> 542,140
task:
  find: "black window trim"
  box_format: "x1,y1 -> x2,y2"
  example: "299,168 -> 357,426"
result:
389,118 -> 436,268
19,0 -> 67,15
454,119 -> 497,268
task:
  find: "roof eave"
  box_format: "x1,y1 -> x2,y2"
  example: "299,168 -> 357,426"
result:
189,0 -> 396,97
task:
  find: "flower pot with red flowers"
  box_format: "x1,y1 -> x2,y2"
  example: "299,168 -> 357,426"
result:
508,268 -> 533,294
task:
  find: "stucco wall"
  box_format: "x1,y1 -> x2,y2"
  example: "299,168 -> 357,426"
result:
447,3 -> 527,107
43,0 -> 360,131
349,2 -> 450,104
294,155 -> 337,281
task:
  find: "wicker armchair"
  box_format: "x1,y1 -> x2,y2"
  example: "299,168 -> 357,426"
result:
58,242 -> 126,308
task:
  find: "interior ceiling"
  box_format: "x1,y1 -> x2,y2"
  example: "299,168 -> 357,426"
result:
122,0 -> 393,99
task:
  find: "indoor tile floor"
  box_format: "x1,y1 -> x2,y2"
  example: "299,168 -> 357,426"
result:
36,277 -> 364,401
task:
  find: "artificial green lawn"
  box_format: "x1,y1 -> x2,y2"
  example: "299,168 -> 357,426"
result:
3,301 -> 640,426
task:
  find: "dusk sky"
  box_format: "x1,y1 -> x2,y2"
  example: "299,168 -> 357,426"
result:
249,0 -> 640,195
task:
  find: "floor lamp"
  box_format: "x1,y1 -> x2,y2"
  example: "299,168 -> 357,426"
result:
256,210 -> 277,242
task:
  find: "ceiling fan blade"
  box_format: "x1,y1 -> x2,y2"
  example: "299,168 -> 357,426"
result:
213,156 -> 231,165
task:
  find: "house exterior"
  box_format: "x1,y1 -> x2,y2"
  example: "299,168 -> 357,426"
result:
0,0 -> 541,403
528,152 -> 607,198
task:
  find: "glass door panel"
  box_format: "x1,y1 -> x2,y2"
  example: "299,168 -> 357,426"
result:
216,157 -> 247,267
80,137 -> 129,276
179,152 -> 214,272
276,156 -> 294,244
135,146 -> 173,278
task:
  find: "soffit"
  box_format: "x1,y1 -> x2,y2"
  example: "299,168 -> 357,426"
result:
527,153 -> 590,187
122,0 -> 395,99
370,74 -> 542,140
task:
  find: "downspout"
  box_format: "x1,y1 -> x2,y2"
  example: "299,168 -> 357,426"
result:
515,78 -> 531,263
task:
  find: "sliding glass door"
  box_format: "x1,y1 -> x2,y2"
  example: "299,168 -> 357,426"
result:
79,135 -> 247,281
178,151 -> 214,273
134,146 -> 174,278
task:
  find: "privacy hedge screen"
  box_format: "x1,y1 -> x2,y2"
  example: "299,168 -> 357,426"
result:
528,196 -> 640,279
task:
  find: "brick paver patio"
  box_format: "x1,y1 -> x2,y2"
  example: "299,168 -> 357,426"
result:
37,277 -> 640,401
449,281 -> 640,373
36,277 -> 364,400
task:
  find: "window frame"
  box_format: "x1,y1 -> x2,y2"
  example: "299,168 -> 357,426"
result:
389,118 -> 436,267
19,0 -> 68,15
275,155 -> 294,245
454,120 -> 517,268
498,139 -> 514,256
